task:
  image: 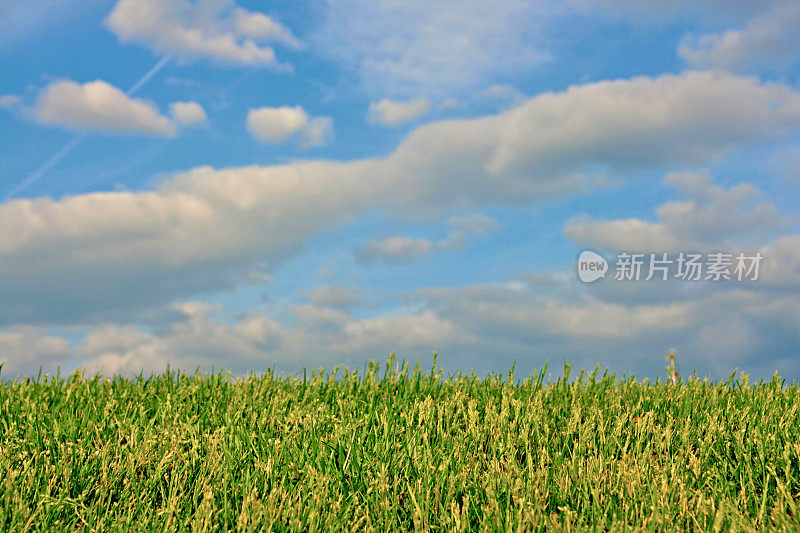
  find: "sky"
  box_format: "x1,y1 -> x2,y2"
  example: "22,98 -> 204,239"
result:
1,0 -> 799,380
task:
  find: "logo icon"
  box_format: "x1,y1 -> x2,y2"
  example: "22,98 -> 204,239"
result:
577,250 -> 608,283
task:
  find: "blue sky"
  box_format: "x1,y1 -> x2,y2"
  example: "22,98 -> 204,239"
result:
1,0 -> 800,380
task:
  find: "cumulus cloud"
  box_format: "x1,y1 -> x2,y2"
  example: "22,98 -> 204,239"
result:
247,106 -> 306,143
1,72 -> 799,325
0,160 -> 375,324
485,72 -> 800,181
306,286 -> 362,309
170,101 -> 207,126
4,161 -> 800,379
759,235 -> 800,289
367,98 -> 431,127
0,327 -> 73,377
246,106 -> 333,148
0,301 -> 470,377
35,79 -> 177,137
105,0 -> 299,68
231,7 -> 300,47
356,214 -> 499,264
5,272 -> 800,380
566,172 -> 789,252
561,170 -> 800,338
415,281 -> 800,379
679,4 -> 800,74
356,236 -> 435,264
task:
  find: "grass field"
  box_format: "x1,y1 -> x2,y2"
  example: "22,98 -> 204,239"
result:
1,357 -> 799,531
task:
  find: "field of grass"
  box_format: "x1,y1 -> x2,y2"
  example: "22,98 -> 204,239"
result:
1,357 -> 800,531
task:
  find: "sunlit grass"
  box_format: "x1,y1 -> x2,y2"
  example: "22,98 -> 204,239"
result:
1,356 -> 799,531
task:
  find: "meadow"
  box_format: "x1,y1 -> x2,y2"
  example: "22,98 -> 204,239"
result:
1,357 -> 799,531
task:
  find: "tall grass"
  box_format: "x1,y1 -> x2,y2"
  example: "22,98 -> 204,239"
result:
1,357 -> 799,531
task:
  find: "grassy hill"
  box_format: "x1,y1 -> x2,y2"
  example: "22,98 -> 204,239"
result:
1,358 -> 799,531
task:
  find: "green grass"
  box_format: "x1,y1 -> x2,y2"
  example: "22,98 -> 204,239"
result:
1,357 -> 799,531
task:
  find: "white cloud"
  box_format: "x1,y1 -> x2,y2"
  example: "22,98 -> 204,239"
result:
356,214 -> 498,264
0,94 -> 21,109
368,98 -> 431,127
170,101 -> 207,126
0,161 -> 375,324
298,116 -> 334,149
679,4 -> 800,74
0,327 -> 72,377
5,273 -> 800,380
760,235 -> 800,289
415,281 -> 800,378
476,84 -> 526,106
35,79 -> 177,137
306,286 -> 362,309
3,161 -> 800,379
374,71 -> 800,216
247,106 -> 307,143
2,72 -> 799,324
341,311 -> 466,351
3,302 -> 471,377
231,7 -> 301,48
420,285 -> 694,341
568,218 -> 677,252
566,172 -> 789,252
246,106 -> 333,147
356,236 -> 435,264
313,0 -> 551,98
485,72 -> 800,181
292,304 -> 350,332
105,0 -> 299,68
446,214 -> 499,237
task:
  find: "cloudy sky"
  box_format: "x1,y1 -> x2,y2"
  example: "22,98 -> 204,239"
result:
1,0 -> 799,380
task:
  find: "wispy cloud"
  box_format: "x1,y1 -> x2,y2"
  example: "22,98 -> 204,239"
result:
313,0 -> 551,98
